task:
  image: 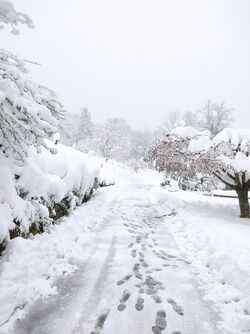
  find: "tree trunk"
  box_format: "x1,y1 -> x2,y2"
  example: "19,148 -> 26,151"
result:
236,187 -> 250,218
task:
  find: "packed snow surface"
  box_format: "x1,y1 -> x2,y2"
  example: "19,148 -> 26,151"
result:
0,165 -> 250,334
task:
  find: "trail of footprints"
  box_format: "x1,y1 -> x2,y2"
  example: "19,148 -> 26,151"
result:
91,216 -> 185,333
120,217 -> 185,332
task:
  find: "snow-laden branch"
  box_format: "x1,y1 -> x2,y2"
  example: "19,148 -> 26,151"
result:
0,0 -> 34,35
0,49 -> 64,161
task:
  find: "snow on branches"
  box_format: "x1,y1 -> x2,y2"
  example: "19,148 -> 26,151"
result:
145,126 -> 209,178
0,0 -> 34,35
0,49 -> 64,161
146,126 -> 250,217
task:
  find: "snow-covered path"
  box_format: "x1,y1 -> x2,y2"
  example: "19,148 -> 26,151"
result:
13,181 -> 218,334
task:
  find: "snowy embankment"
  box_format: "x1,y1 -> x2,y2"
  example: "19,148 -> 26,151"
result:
0,141 -> 100,250
152,189 -> 250,333
0,163 -> 162,332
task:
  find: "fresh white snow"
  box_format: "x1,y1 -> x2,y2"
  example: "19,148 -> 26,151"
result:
1,166 -> 250,334
0,140 -> 100,244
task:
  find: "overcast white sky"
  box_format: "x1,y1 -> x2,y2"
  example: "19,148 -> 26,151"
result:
2,0 -> 250,129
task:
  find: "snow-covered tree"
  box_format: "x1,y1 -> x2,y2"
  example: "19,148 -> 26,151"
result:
75,107 -> 94,146
182,110 -> 198,127
0,50 -> 64,161
196,100 -> 233,137
146,126 -> 250,218
59,112 -> 80,146
145,126 -> 204,178
163,101 -> 233,137
196,129 -> 250,218
0,2 -> 64,161
163,111 -> 182,132
59,108 -> 93,149
91,118 -> 132,161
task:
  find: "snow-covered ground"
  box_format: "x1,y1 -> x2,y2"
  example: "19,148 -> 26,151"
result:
0,166 -> 250,334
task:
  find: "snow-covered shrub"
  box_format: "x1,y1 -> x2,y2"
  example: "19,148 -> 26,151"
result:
146,126 -> 250,218
0,141 -> 100,251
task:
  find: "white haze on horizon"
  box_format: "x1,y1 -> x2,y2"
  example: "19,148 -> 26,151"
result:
1,0 -> 250,130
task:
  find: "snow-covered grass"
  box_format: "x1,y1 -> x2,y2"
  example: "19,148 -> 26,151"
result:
152,189 -> 250,333
0,141 -> 100,246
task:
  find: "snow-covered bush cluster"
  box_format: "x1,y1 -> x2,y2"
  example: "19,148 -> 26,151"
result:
0,141 -> 100,250
146,126 -> 250,218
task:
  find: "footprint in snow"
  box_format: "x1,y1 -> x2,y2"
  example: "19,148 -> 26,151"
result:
167,298 -> 184,316
152,310 -> 167,333
131,249 -> 137,258
117,274 -> 133,286
151,295 -> 163,304
136,236 -> 142,244
139,252 -> 145,258
133,263 -> 142,279
139,258 -> 149,267
117,290 -> 131,311
135,295 -> 144,311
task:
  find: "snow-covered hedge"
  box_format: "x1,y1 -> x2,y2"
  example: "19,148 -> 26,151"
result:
0,141 -> 100,250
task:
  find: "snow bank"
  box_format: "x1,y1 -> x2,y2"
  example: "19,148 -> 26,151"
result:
0,141 -> 100,245
0,187 -> 112,332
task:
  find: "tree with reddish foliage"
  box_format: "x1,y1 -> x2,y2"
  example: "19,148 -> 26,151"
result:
146,126 -> 250,218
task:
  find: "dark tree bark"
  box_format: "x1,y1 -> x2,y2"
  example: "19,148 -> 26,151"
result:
235,187 -> 250,218
214,172 -> 250,218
